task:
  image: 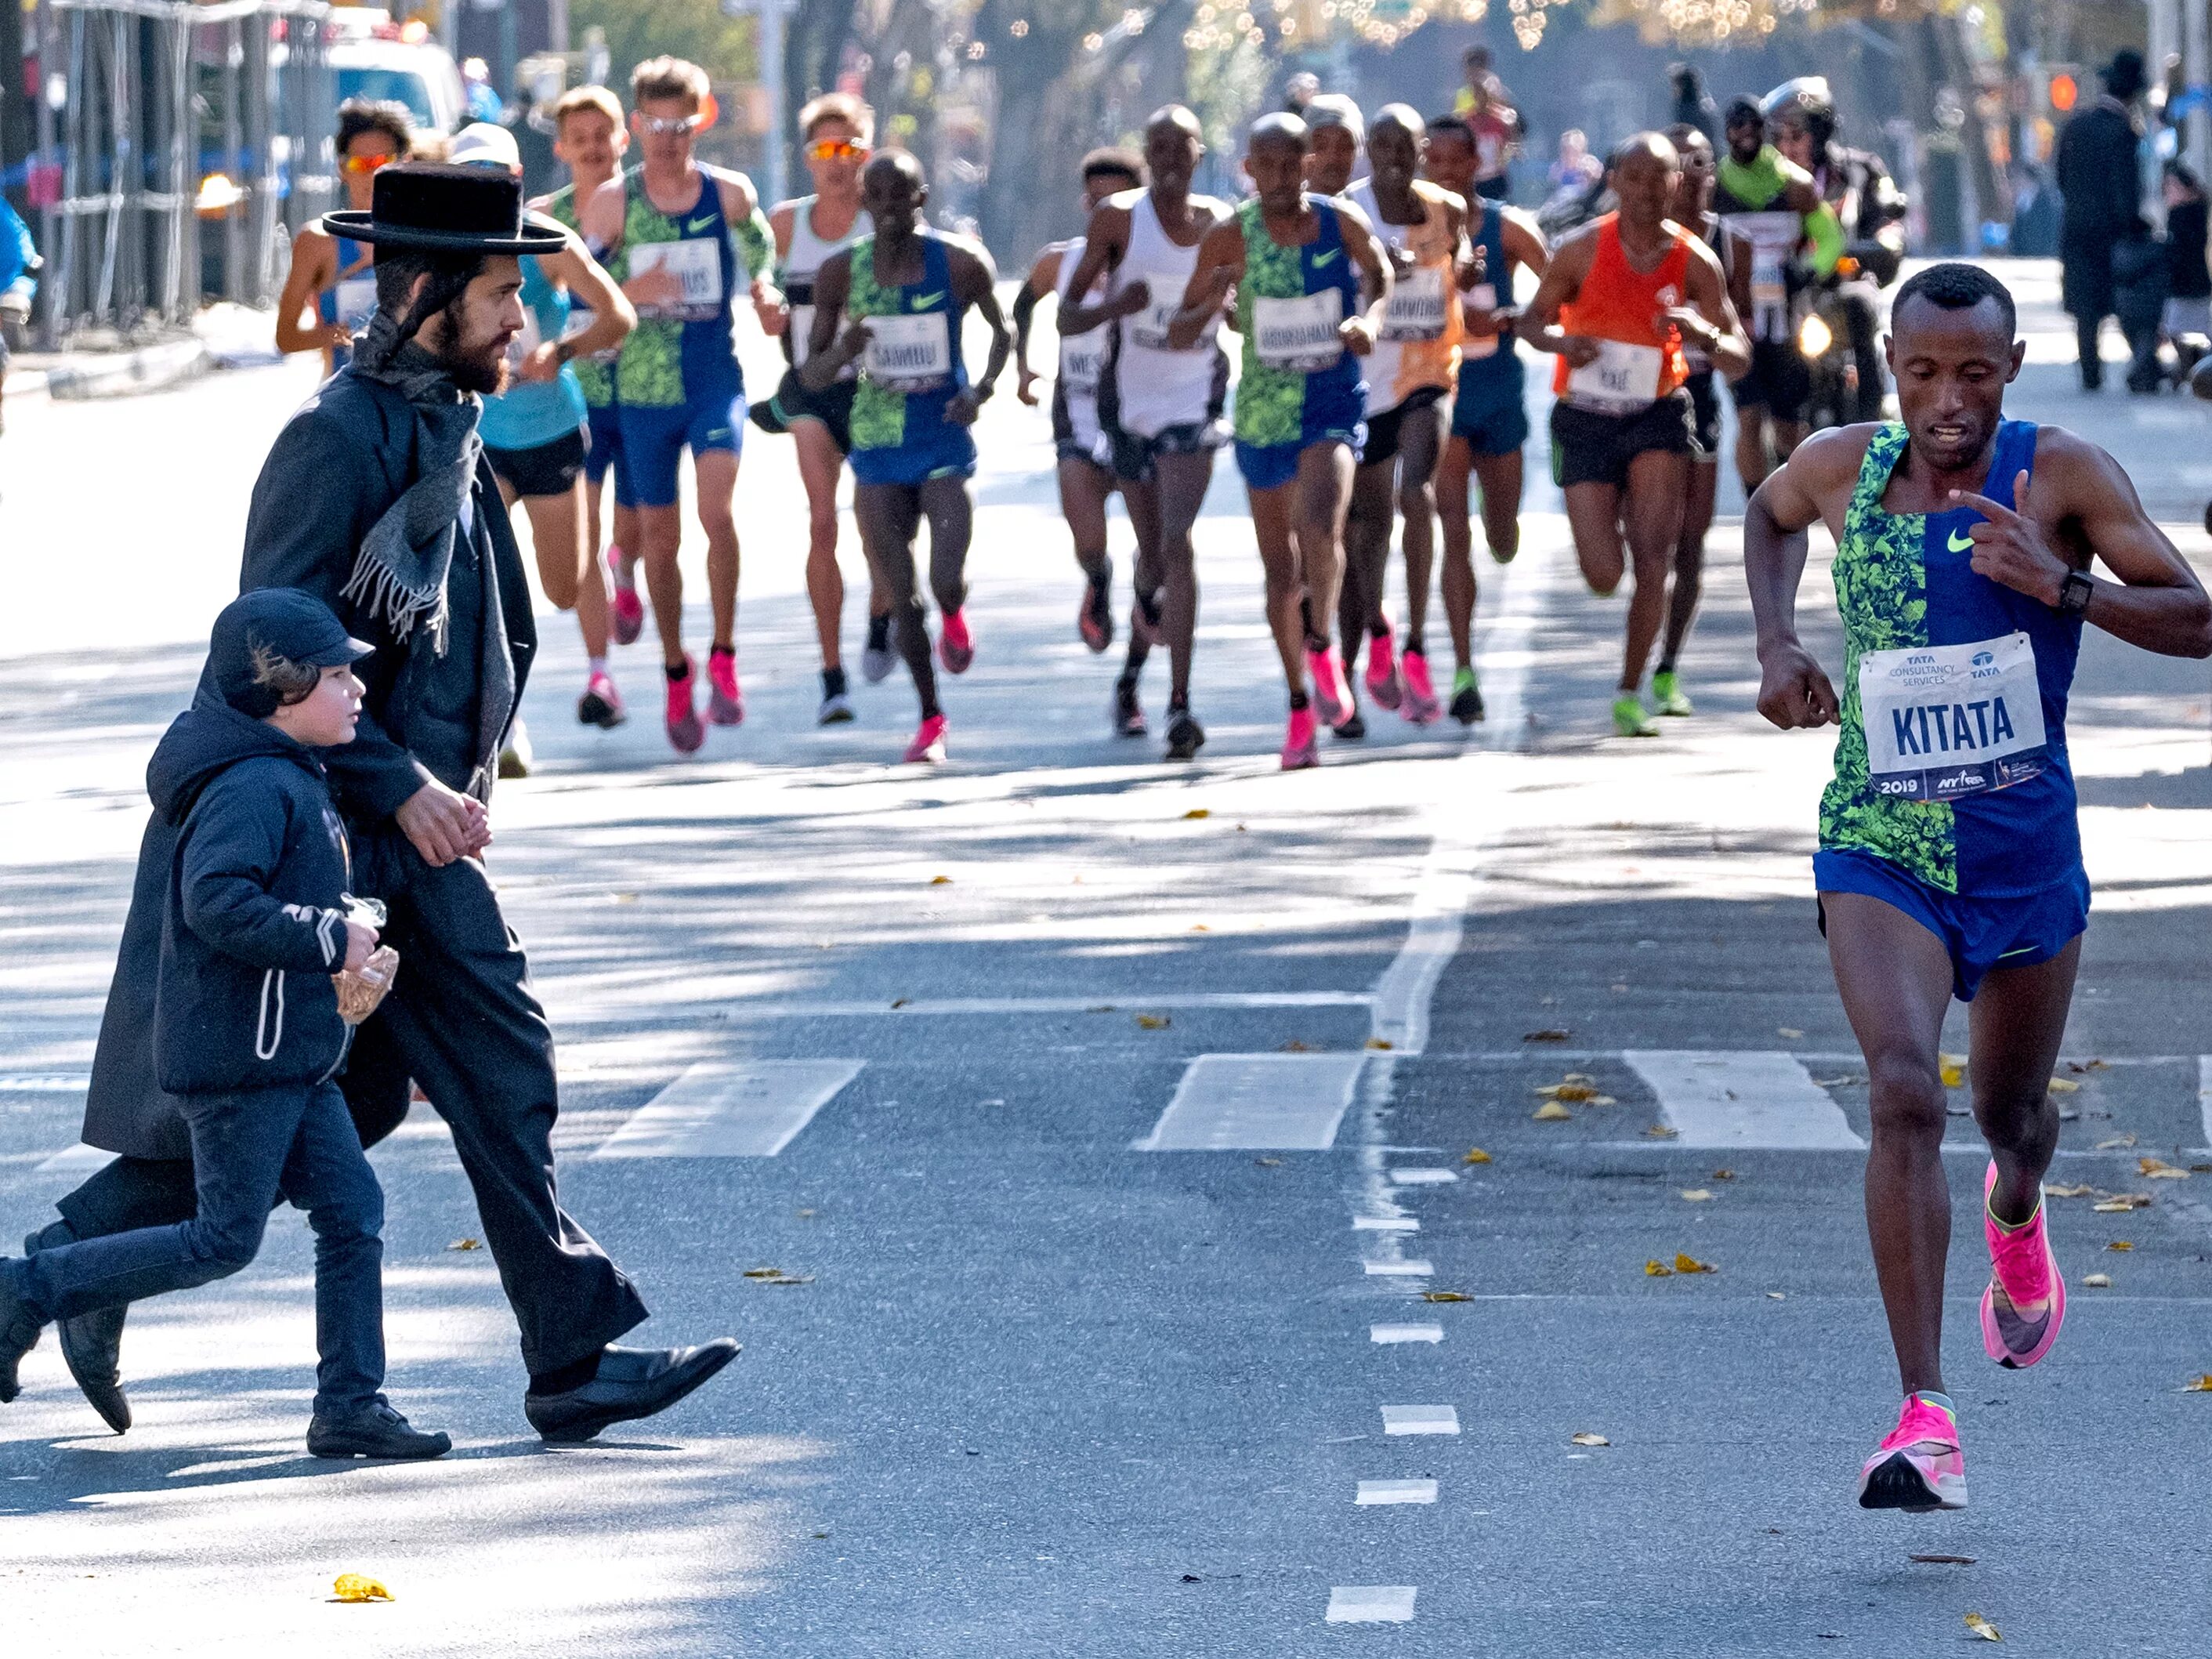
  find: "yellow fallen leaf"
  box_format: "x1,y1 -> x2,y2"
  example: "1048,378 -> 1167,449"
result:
447,1237 -> 480,1251
1182,808 -> 1211,819
1365,1038 -> 1394,1050
1569,1432 -> 1609,1447
1533,1100 -> 1573,1121
2081,1273 -> 2112,1288
2182,1375 -> 2212,1393
1939,1061 -> 1964,1089
1963,1612 -> 2000,1643
1135,1013 -> 1171,1030
332,1573 -> 393,1603
1776,1027 -> 1804,1040
1643,1124 -> 1680,1139
2094,1194 -> 2154,1212
2046,1183 -> 2094,1198
2140,1157 -> 2190,1179
1189,923 -> 1211,933
1462,1147 -> 1493,1165
1534,1081 -> 1610,1103
2107,1241 -> 2134,1251
1679,1189 -> 1714,1202
1673,1253 -> 1717,1274
2046,1078 -> 2080,1094
929,875 -> 952,886
1645,1259 -> 1674,1277
2096,1134 -> 2138,1150
1423,1290 -> 1471,1302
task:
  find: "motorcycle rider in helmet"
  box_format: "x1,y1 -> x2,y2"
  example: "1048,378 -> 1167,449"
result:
1767,77 -> 1907,423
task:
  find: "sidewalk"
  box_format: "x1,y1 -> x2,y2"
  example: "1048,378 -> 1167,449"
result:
3,302 -> 282,401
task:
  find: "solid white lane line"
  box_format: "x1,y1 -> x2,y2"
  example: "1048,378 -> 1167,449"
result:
1624,1049 -> 1866,1150
1133,1052 -> 1366,1151
1370,1323 -> 1444,1344
1356,1479 -> 1439,1506
591,1059 -> 864,1158
2199,1056 -> 2212,1150
1352,1215 -> 1418,1232
1363,1259 -> 1434,1277
0,1074 -> 89,1092
1327,1585 -> 1418,1624
1381,1404 -> 1460,1436
1388,1167 -> 1457,1185
741,991 -> 1376,1017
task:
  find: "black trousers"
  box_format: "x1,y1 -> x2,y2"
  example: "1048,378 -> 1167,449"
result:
57,842 -> 646,1376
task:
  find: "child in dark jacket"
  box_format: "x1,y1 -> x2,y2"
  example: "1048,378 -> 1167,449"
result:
0,590 -> 447,1459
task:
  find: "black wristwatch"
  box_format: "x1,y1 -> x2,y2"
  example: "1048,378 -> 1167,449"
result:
2056,568 -> 2094,618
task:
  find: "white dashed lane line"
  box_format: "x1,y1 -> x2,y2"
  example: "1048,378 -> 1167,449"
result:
1327,1585 -> 1420,1625
1131,1052 -> 1366,1150
590,1058 -> 866,1158
1380,1404 -> 1461,1436
1370,1322 -> 1443,1345
1356,1479 -> 1439,1506
1363,1259 -> 1435,1277
1625,1049 -> 1867,1150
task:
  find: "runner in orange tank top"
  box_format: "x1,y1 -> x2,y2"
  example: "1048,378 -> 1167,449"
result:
1523,132 -> 1750,736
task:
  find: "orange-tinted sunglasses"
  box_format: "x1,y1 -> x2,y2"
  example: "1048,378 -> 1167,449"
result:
341,152 -> 399,175
806,139 -> 867,161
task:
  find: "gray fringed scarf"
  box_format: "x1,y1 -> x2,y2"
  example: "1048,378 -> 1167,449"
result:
339,309 -> 483,651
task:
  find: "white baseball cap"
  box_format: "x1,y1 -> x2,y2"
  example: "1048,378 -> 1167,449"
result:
448,121 -> 522,175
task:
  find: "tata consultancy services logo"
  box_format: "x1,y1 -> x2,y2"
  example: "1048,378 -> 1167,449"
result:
1971,650 -> 1993,667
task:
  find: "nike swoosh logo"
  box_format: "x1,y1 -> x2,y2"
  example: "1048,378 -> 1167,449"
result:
686,215 -> 718,234
1947,528 -> 1975,552
911,292 -> 945,308
1314,248 -> 1341,266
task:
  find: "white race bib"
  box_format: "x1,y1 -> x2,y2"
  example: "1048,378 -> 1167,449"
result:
1729,209 -> 1800,342
862,310 -> 954,391
1858,632 -> 2049,802
1060,324 -> 1109,396
1253,288 -> 1344,371
1126,270 -> 1200,352
630,237 -> 724,321
334,276 -> 378,331
1380,266 -> 1448,342
1462,281 -> 1500,360
1565,339 -> 1663,412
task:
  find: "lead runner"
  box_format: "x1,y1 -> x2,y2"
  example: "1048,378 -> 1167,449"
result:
1743,262 -> 2211,1512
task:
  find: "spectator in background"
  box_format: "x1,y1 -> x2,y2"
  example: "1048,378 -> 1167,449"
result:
1548,129 -> 1601,199
1283,72 -> 1320,118
2057,49 -> 2155,390
1669,63 -> 1721,150
0,192 -> 36,440
1456,47 -> 1522,201
2162,161 -> 2210,381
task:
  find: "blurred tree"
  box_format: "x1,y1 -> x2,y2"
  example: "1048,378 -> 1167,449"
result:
570,0 -> 759,92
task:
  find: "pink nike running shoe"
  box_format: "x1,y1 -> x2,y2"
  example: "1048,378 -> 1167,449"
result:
606,543 -> 643,646
664,657 -> 704,754
939,609 -> 975,674
1364,632 -> 1403,712
706,647 -> 744,726
1280,705 -> 1320,770
1981,1161 -> 2065,1369
1399,648 -> 1443,724
1307,644 -> 1353,728
904,712 -> 948,763
1856,1394 -> 1968,1512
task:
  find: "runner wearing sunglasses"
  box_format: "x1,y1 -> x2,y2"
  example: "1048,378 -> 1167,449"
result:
274,100 -> 416,375
581,56 -> 782,753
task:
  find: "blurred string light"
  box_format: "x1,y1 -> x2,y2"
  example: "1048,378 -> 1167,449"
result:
1599,0 -> 1823,46
1186,0 -> 1501,52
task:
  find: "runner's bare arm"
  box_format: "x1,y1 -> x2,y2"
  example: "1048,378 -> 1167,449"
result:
947,242 -> 1011,425
1169,221 -> 1244,350
799,250 -> 863,392
1335,205 -> 1392,356
1013,245 -> 1063,404
762,200 -> 800,335
1667,239 -> 1751,380
1500,206 -> 1549,281
274,228 -> 338,355
579,173 -> 626,256
1518,224 -> 1596,362
1056,202 -> 1135,335
1951,435 -> 2212,658
543,233 -> 635,364
1744,431 -> 1869,729
712,168 -> 783,326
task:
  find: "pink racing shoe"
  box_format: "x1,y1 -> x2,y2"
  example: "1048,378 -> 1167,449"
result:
1306,644 -> 1354,729
904,712 -> 948,763
1399,648 -> 1443,724
577,672 -> 626,730
1857,1393 -> 1968,1512
706,647 -> 744,726
1280,704 -> 1320,770
664,657 -> 704,754
1981,1161 -> 2066,1369
938,609 -> 975,674
1364,632 -> 1403,712
606,544 -> 644,647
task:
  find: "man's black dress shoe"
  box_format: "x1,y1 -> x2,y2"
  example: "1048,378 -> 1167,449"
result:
524,1340 -> 740,1444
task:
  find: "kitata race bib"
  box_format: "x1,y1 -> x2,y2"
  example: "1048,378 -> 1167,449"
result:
1565,339 -> 1661,411
630,238 -> 724,321
1380,266 -> 1447,342
863,311 -> 954,391
1127,272 -> 1197,350
1253,288 -> 1344,371
1858,632 -> 2049,802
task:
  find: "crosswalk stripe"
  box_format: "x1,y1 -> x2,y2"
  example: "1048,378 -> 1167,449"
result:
2198,1056 -> 2212,1150
1132,1052 -> 1366,1151
1624,1049 -> 1866,1150
590,1060 -> 864,1159
1380,1404 -> 1459,1436
1356,1479 -> 1438,1505
1327,1585 -> 1417,1623
1370,1323 -> 1443,1344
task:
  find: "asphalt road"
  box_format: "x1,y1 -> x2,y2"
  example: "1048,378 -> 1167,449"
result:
2,259 -> 2208,1656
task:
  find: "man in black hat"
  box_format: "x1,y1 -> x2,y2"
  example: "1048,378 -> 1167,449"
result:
2057,49 -> 2158,391
27,163 -> 738,1445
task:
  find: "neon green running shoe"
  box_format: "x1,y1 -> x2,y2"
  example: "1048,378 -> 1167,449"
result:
1651,669 -> 1693,717
1612,694 -> 1660,737
1450,665 -> 1485,725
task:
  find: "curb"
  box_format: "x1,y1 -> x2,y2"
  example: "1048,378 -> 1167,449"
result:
38,338 -> 212,401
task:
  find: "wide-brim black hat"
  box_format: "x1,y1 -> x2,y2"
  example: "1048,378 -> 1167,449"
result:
323,161 -> 567,255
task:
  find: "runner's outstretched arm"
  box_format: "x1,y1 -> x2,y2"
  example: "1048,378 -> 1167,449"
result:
1671,238 -> 1751,380
1743,431 -> 1859,730
543,232 -> 636,360
947,242 -> 1011,423
1951,435 -> 2212,658
1169,222 -> 1243,350
1012,247 -> 1059,404
274,228 -> 340,356
1518,225 -> 1595,363
1058,202 -> 1136,337
799,250 -> 862,393
1334,201 -> 1393,347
